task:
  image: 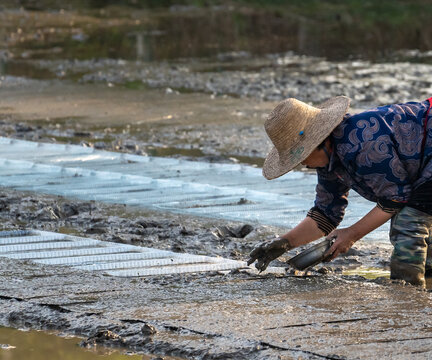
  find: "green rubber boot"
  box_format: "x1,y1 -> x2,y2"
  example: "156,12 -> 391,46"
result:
390,258 -> 426,288
389,207 -> 432,288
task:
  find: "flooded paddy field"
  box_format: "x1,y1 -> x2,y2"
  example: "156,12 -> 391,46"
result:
1,1 -> 432,358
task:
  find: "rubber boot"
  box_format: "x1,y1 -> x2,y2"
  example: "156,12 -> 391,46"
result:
389,206 -> 432,288
390,258 -> 426,288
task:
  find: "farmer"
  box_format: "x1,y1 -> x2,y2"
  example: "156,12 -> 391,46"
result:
247,95 -> 432,287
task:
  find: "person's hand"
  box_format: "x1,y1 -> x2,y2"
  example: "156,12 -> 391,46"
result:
323,228 -> 358,261
247,237 -> 292,272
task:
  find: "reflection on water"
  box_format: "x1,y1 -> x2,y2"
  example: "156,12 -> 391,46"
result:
0,61 -> 54,79
0,327 -> 144,360
342,267 -> 390,280
3,7 -> 432,63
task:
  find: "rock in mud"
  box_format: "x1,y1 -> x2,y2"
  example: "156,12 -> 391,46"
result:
141,323 -> 157,336
60,203 -> 80,217
170,241 -> 185,252
135,219 -> 162,228
81,329 -> 126,348
317,266 -> 333,274
108,234 -> 128,243
15,123 -> 34,132
33,205 -> 61,220
0,199 -> 9,211
178,226 -> 196,236
213,224 -> 253,238
94,141 -> 107,149
85,226 -> 107,235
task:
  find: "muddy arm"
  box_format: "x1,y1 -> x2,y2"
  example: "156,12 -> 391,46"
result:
247,216 -> 325,272
324,206 -> 393,260
280,216 -> 325,248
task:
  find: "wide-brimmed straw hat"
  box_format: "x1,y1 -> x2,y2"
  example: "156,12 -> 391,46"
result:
263,95 -> 350,180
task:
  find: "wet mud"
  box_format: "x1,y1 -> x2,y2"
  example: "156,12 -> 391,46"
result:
0,186 -> 412,358
0,252 -> 431,359
0,187 -> 392,271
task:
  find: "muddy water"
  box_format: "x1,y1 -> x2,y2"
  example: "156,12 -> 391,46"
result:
0,327 -> 144,360
343,267 -> 390,280
343,268 -> 432,290
2,5 -> 432,64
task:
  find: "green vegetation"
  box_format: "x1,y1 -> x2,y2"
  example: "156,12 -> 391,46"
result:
7,0 -> 432,23
5,0 -> 432,29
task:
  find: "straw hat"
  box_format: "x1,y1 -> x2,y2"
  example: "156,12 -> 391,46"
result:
263,95 -> 350,180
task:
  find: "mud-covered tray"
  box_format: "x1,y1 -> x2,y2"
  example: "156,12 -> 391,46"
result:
287,238 -> 334,270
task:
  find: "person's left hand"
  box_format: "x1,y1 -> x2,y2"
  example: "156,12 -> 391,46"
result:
323,228 -> 358,262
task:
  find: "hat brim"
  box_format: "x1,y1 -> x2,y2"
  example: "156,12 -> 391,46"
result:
262,96 -> 350,180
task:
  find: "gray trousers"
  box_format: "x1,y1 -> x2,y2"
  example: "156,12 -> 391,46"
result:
390,206 -> 432,287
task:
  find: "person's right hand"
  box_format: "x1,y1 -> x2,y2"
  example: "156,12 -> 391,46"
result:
247,237 -> 292,272
323,228 -> 358,261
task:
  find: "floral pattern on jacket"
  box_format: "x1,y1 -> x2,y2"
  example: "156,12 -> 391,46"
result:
315,99 -> 432,226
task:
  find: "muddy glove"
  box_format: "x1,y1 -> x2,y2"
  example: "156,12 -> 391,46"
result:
247,237 -> 293,272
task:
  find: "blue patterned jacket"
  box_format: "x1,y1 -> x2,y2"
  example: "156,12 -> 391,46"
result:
308,99 -> 432,234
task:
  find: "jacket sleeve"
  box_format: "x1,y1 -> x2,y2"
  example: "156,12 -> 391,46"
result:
307,170 -> 349,235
